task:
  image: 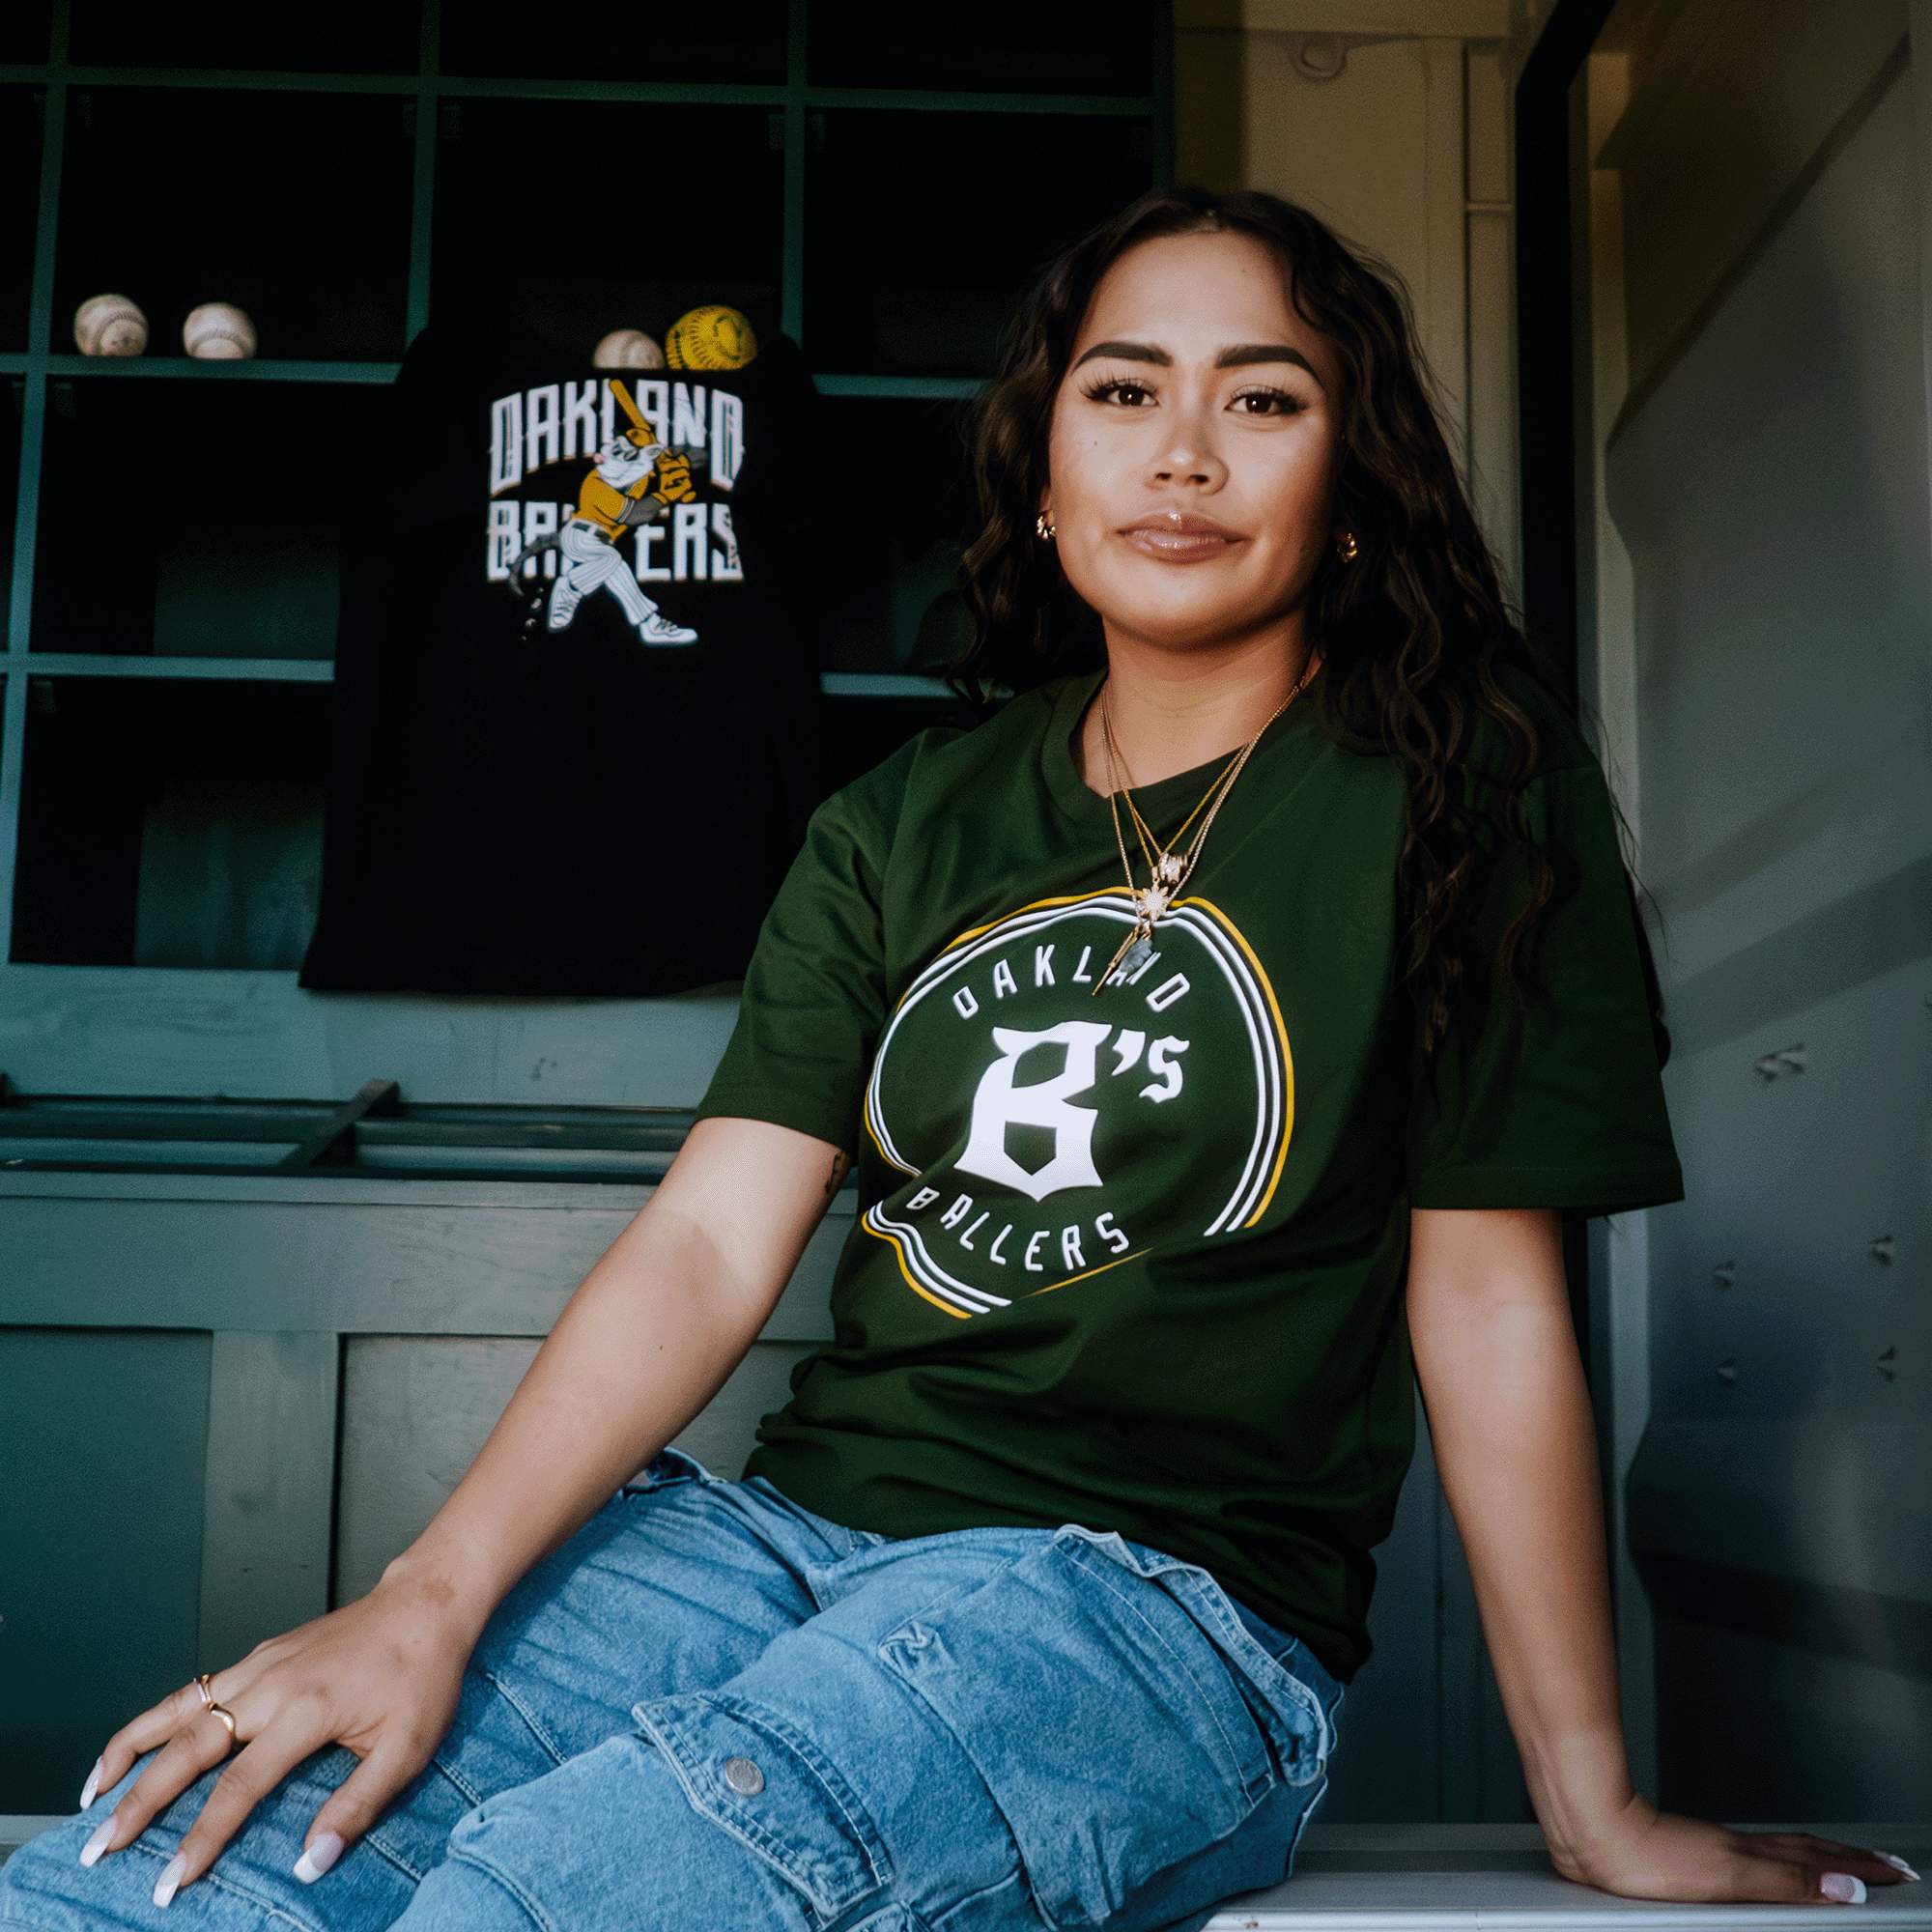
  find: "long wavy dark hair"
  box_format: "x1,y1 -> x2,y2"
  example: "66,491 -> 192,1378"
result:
952,185 -> 1556,1053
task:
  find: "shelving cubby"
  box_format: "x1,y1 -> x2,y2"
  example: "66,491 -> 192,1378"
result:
13,673 -> 329,969
431,97 -> 785,361
53,84 -> 415,366
34,376 -> 382,657
805,108 -> 1157,377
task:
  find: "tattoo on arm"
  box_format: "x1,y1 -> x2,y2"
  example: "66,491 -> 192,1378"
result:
824,1151 -> 852,1197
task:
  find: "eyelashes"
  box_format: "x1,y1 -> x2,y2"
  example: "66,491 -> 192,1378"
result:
1077,377 -> 1307,416
1080,377 -> 1155,407
1231,385 -> 1304,415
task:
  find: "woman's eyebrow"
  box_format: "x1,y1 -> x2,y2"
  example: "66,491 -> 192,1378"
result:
1072,339 -> 1171,368
1069,339 -> 1325,388
1216,344 -> 1323,384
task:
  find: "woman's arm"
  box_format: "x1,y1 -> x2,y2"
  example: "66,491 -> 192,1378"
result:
1407,1206 -> 1904,1905
81,1117 -> 850,1896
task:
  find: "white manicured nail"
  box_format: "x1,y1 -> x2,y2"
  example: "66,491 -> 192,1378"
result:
153,1853 -> 187,1909
1878,1854 -> 1920,1882
293,1832 -> 345,1884
78,1759 -> 102,1810
1821,1873 -> 1867,1905
78,1818 -> 115,1867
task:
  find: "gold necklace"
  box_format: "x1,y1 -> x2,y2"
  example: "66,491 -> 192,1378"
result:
1093,653 -> 1321,994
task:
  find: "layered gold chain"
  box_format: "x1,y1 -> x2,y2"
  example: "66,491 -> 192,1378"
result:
1093,652 -> 1321,993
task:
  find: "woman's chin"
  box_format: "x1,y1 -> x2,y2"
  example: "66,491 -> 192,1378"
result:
1091,594 -> 1305,659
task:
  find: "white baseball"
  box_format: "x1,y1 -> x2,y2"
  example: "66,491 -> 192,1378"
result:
593,327 -> 666,371
184,302 -> 258,360
74,294 -> 149,357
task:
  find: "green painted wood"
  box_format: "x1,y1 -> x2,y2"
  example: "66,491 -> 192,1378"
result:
6,660 -> 952,690
0,1175 -> 847,1342
0,1107 -> 335,1143
405,0 -> 440,346
0,69 -> 1154,113
0,1328 -> 210,1812
198,1330 -> 339,1671
329,1334 -> 819,1605
333,1333 -> 541,1606
355,1117 -> 696,1151
12,653 -> 338,679
276,1076 -> 400,1169
2,363 -> 978,393
781,0 -> 806,343
818,671 -> 952,697
0,10 -> 64,970
0,354 -> 402,382
0,966 -> 743,1102
811,376 -> 984,398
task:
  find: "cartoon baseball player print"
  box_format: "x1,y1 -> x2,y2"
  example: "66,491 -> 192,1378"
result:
530,378 -> 700,646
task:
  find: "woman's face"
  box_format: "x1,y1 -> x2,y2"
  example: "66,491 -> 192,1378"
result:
1044,229 -> 1346,657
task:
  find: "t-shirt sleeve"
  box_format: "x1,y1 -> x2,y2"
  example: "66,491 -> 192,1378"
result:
695,755 -> 903,1151
1406,754 -> 1684,1214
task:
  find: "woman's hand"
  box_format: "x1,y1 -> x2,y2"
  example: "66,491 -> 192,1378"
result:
1549,1792 -> 1915,1905
75,1555 -> 482,1905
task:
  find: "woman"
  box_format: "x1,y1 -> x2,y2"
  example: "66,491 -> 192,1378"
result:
4,188 -> 1910,1931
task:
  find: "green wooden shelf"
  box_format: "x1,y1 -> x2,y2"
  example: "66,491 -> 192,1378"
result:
1,358 -> 983,396
1,661 -> 955,697
0,1084 -> 707,1182
0,62 -> 1153,118
7,355 -> 403,383
7,655 -> 337,681
814,375 -> 985,398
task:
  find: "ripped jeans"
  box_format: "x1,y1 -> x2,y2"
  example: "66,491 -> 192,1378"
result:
0,1452 -> 1340,1932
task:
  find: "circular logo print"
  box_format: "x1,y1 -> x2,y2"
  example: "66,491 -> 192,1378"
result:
863,892 -> 1293,1317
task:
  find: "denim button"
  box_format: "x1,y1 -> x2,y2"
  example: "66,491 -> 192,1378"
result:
724,1756 -> 765,1796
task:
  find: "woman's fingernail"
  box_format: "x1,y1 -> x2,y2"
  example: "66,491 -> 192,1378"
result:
293,1832 -> 345,1884
78,1818 -> 115,1867
78,1759 -> 103,1810
1821,1873 -> 1867,1904
1878,1854 -> 1921,1881
153,1853 -> 187,1909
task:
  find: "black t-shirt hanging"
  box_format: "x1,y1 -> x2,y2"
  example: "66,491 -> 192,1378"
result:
301,321 -> 824,995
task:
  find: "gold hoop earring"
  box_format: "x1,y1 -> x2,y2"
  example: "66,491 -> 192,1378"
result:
1335,530 -> 1359,562
1036,511 -> 1056,541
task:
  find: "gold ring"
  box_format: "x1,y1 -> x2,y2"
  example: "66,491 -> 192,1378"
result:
207,1702 -> 238,1745
193,1673 -> 216,1710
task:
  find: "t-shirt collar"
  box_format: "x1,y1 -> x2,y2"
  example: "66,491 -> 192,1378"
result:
1041,663 -> 1326,831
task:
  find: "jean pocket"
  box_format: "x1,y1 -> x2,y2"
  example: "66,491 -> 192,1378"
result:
626,1446 -> 716,1492
635,1690 -> 892,1921
876,1531 -> 1276,1929
1077,1530 -> 1336,1791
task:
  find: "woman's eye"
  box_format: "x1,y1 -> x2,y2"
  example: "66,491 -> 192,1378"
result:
1233,389 -> 1300,416
1086,379 -> 1154,407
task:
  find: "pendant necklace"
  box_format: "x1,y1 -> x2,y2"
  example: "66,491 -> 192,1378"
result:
1093,651 -> 1321,995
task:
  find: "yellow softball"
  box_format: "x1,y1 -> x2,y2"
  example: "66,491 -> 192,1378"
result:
665,305 -> 757,371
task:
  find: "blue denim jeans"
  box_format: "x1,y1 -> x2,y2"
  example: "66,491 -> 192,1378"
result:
1,1453 -> 1340,1932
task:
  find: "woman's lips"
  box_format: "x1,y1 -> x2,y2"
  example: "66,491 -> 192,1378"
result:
1118,511 -> 1240,560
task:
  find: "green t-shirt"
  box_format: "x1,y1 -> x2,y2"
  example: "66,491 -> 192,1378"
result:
698,668 -> 1681,1680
